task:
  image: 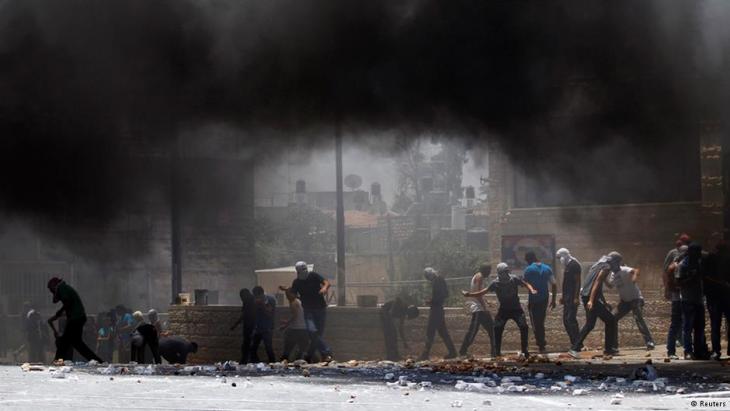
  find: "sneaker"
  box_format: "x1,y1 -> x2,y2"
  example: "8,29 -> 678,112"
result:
667,354 -> 679,360
603,349 -> 620,356
517,352 -> 528,361
710,352 -> 721,361
568,349 -> 581,359
646,342 -> 655,351
684,353 -> 695,360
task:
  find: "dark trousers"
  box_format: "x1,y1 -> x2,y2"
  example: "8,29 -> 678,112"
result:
251,329 -> 276,363
666,300 -> 683,355
459,311 -> 495,357
28,340 -> 45,363
572,297 -> 618,353
707,297 -> 730,355
281,328 -> 309,361
493,308 -> 529,356
240,326 -> 253,364
563,301 -> 581,348
615,299 -> 654,345
528,300 -> 549,350
304,308 -> 332,360
131,335 -> 161,364
421,306 -> 457,357
682,301 -> 707,355
381,312 -> 400,361
54,317 -> 103,362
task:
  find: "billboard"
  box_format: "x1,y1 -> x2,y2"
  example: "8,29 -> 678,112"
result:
501,234 -> 556,271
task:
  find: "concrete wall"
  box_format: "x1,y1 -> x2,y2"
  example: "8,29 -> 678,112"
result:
168,292 -> 675,364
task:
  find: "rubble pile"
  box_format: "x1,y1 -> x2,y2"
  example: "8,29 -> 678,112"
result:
17,355 -> 730,397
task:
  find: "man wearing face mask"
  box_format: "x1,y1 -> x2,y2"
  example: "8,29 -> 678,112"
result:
568,252 -> 621,359
280,261 -> 333,362
419,267 -> 457,361
464,263 -> 536,359
556,248 -> 582,349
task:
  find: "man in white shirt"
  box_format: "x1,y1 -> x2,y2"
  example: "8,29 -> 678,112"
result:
279,289 -> 310,361
459,264 -> 495,358
609,265 -> 655,350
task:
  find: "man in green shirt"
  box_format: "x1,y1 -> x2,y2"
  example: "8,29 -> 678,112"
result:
47,277 -> 104,363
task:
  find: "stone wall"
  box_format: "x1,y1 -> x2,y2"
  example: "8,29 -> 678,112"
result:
168,292 -> 678,364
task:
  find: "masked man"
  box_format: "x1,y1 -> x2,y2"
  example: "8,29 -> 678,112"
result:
568,252 -> 621,358
281,261 -> 333,362
556,248 -> 582,349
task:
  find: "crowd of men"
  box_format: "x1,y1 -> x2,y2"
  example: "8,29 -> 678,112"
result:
22,232 -> 730,364
20,278 -> 198,365
395,233 -> 729,361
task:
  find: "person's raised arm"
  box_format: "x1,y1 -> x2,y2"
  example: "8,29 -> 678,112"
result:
462,287 -> 489,298
320,279 -> 331,295
521,279 -> 538,295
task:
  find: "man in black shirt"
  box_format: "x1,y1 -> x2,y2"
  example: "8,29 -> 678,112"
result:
705,241 -> 730,360
568,252 -> 620,358
230,288 -> 256,364
418,267 -> 457,360
464,262 -> 536,358
281,261 -> 332,362
130,322 -> 161,364
158,336 -> 197,364
557,248 -> 582,349
380,297 -> 419,361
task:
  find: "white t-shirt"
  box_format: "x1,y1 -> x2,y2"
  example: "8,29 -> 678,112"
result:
288,299 -> 307,330
465,272 -> 487,314
609,266 -> 642,302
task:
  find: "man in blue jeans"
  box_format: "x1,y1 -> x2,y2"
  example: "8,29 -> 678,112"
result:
676,243 -> 710,360
282,261 -> 333,362
523,251 -> 557,353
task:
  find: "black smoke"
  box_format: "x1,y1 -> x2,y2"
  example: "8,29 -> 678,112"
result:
0,0 -> 727,232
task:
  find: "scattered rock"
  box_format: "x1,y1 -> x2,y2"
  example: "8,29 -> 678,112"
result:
572,389 -> 589,396
564,375 -> 579,383
451,400 -> 463,408
232,382 -> 237,387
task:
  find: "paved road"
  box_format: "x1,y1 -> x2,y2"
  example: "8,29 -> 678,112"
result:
2,365 -> 729,410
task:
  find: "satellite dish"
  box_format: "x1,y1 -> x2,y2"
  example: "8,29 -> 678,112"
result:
344,174 -> 362,190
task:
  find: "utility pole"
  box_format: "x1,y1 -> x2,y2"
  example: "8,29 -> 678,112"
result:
386,214 -> 396,283
335,121 -> 346,306
170,142 -> 183,304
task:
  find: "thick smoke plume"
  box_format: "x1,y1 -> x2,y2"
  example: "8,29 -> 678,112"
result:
0,0 -> 728,236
